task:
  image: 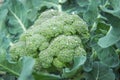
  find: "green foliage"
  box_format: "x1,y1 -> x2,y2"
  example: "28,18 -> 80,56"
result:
18,57 -> 35,80
0,0 -> 120,80
85,62 -> 115,80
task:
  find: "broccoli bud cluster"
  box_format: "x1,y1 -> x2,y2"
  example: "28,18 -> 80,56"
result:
9,10 -> 89,70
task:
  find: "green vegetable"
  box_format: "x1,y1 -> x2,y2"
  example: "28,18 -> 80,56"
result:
9,10 -> 89,70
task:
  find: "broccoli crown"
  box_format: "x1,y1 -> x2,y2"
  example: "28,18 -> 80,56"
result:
9,10 -> 89,70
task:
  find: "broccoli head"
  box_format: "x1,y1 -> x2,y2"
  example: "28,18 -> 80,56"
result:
9,10 -> 89,70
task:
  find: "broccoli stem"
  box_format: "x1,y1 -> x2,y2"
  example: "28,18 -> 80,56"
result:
9,42 -> 14,47
0,64 -> 20,77
58,0 -> 62,12
9,9 -> 26,32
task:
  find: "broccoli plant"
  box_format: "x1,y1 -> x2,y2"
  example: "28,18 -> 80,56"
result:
9,10 -> 89,78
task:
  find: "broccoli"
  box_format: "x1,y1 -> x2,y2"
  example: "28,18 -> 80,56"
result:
9,10 -> 89,70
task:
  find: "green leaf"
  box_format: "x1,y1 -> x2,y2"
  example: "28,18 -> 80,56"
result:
0,33 -> 10,54
100,0 -> 109,6
1,74 -> 16,80
90,26 -> 119,68
18,57 -> 35,80
98,0 -> 120,48
7,0 -> 40,35
93,45 -> 119,68
0,8 -> 8,33
62,55 -> 86,78
76,0 -> 89,7
0,78 -> 4,80
18,0 -> 38,22
7,0 -> 27,34
109,0 -> 120,10
0,53 -> 22,76
83,0 -> 100,25
31,0 -> 59,9
98,7 -> 120,48
33,72 -> 61,80
83,57 -> 93,72
85,62 -> 115,80
116,40 -> 120,49
62,0 -> 88,15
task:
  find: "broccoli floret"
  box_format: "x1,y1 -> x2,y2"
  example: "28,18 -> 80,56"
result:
9,10 -> 89,71
53,58 -> 65,68
38,35 -> 84,68
9,41 -> 26,61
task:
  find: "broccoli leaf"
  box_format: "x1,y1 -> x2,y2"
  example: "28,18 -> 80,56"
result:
18,57 -> 35,80
83,0 -> 100,26
98,10 -> 120,48
0,9 -> 8,33
109,0 -> 120,10
7,0 -> 28,34
23,0 -> 59,10
33,72 -> 61,80
0,0 -> 41,41
62,0 -> 89,15
98,0 -> 120,48
83,57 -> 93,72
94,45 -> 119,68
0,33 -> 10,54
76,0 -> 89,7
85,62 -> 115,80
0,53 -> 22,76
62,55 -> 86,78
0,31 -> 21,77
